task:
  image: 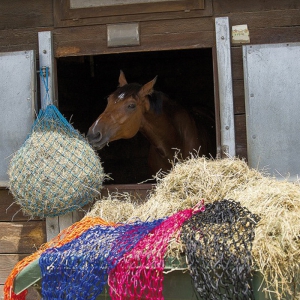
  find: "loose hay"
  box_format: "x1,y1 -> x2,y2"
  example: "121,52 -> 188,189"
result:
8,131 -> 106,218
88,155 -> 300,298
87,192 -> 138,223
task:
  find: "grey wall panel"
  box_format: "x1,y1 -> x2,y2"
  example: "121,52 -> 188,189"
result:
0,50 -> 36,186
243,43 -> 300,180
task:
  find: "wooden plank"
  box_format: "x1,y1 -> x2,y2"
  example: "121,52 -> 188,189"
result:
245,27 -> 300,45
231,47 -> 243,81
0,255 -> 41,299
0,0 -> 53,30
53,17 -> 213,44
229,9 -> 300,29
233,79 -> 245,115
215,17 -> 235,157
0,27 -> 53,54
72,210 -> 85,224
137,16 -> 214,34
0,254 -> 27,285
39,31 -> 56,108
101,183 -> 154,203
63,0 -> 205,18
0,189 -> 39,222
213,0 -> 300,14
54,0 -> 212,27
234,114 -> 247,159
1,286 -> 50,300
0,221 -> 46,254
45,217 -> 59,242
58,213 -> 74,232
54,26 -> 214,57
0,284 -> 45,300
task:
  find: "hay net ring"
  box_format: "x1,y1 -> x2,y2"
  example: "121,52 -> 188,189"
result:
181,199 -> 260,300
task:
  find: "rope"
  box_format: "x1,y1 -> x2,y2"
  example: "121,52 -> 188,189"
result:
39,66 -> 51,108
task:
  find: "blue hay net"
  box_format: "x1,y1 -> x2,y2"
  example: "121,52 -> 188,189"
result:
8,104 -> 105,218
8,66 -> 104,218
39,218 -> 164,300
31,104 -> 82,139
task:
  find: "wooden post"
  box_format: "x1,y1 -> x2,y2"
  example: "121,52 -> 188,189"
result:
38,31 -> 81,241
215,17 -> 236,157
38,31 -> 60,241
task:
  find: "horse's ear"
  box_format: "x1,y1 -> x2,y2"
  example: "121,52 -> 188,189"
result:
138,76 -> 157,98
119,70 -> 128,87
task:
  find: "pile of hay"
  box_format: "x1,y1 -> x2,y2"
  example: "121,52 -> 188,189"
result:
8,131 -> 106,218
88,156 -> 300,298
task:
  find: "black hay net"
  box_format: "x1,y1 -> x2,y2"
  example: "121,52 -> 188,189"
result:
181,199 -> 260,300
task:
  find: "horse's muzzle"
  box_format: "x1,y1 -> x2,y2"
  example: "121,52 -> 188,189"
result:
87,131 -> 108,150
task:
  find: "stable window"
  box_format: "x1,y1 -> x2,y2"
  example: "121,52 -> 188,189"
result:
56,48 -> 216,184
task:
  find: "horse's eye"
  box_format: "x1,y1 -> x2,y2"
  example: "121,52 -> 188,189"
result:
128,103 -> 136,109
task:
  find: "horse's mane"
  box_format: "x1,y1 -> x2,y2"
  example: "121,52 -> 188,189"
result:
113,83 -> 175,115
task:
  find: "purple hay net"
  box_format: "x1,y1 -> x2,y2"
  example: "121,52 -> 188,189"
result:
39,218 -> 164,300
108,201 -> 205,300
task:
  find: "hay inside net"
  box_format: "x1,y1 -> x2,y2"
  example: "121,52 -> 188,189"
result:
8,105 -> 106,218
87,155 -> 300,298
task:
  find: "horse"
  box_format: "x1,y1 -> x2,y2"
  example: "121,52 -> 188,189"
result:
87,71 -> 215,175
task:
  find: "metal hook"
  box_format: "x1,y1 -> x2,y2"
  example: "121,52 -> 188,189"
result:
41,66 -> 47,77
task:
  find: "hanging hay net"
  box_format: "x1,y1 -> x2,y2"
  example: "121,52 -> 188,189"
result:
8,105 -> 106,218
87,155 -> 300,299
181,199 -> 260,300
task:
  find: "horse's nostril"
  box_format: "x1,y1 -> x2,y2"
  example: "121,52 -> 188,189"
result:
95,132 -> 102,142
87,131 -> 102,144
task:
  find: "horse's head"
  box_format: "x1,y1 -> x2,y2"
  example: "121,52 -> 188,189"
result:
87,71 -> 157,150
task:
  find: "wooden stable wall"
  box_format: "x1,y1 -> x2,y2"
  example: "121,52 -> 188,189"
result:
0,0 -> 300,298
0,188 -> 46,299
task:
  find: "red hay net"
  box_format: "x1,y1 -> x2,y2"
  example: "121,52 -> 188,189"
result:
108,201 -> 205,300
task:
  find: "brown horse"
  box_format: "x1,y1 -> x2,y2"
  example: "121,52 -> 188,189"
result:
87,71 -> 214,175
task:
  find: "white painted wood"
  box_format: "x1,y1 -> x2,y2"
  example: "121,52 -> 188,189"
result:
38,31 -> 61,241
38,31 -> 57,109
39,31 -> 82,240
59,212 -> 75,231
45,216 -> 60,241
72,210 -> 83,223
215,17 -> 236,157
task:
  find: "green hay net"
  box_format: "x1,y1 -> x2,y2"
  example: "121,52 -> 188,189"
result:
8,105 -> 105,218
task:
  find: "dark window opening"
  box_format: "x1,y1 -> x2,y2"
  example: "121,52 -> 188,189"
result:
57,48 -> 216,184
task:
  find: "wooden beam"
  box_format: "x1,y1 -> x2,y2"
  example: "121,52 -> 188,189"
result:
215,17 -> 235,157
0,254 -> 27,285
0,222 -> 46,254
